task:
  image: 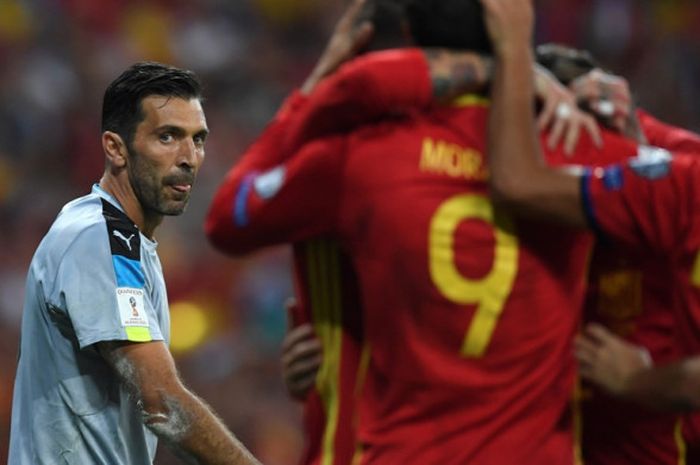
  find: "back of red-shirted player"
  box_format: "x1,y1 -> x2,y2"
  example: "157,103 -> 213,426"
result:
333,101 -> 638,465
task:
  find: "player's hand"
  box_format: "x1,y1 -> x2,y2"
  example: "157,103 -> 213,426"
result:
575,323 -> 652,397
281,324 -> 323,401
479,0 -> 534,57
301,0 -> 374,95
282,299 -> 322,401
570,68 -> 647,143
569,69 -> 631,133
534,64 -> 602,155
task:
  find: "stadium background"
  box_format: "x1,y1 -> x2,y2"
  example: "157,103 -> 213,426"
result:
0,0 -> 698,463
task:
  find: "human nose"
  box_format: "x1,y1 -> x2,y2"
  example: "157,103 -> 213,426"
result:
178,138 -> 202,171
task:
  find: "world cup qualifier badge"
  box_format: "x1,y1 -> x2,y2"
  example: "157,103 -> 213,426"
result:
629,146 -> 672,180
115,287 -> 149,327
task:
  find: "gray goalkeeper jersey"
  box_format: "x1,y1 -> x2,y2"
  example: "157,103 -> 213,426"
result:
8,185 -> 170,464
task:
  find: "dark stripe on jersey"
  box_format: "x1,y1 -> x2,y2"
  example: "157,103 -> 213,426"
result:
101,199 -> 145,287
102,199 -> 141,260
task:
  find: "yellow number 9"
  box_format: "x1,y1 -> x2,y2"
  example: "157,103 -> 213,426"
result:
429,194 -> 519,357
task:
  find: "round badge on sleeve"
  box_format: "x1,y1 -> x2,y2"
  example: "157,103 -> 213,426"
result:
254,166 -> 286,200
629,146 -> 672,180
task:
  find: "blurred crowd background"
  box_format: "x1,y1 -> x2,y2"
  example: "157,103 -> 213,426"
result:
0,0 -> 698,463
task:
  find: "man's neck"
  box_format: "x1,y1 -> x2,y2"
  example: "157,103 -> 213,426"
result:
99,175 -> 162,239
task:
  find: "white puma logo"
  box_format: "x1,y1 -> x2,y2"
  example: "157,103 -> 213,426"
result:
113,230 -> 136,251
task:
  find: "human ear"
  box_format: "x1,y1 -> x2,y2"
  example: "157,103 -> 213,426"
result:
102,131 -> 128,168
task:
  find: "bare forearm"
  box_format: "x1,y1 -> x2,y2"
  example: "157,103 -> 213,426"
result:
488,47 -> 586,225
101,342 -> 261,465
624,357 -> 700,412
150,389 -> 261,465
489,46 -> 537,194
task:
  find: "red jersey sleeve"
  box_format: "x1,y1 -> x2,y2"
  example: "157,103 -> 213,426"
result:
638,109 -> 700,154
282,48 -> 432,157
582,149 -> 700,254
205,136 -> 347,255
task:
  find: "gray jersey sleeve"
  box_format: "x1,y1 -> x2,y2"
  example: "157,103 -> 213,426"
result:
48,217 -> 164,349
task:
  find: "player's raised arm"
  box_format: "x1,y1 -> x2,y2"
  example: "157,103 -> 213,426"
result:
99,340 -> 261,465
482,0 -> 588,226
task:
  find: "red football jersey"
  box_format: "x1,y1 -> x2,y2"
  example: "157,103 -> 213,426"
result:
579,114 -> 700,465
584,123 -> 700,463
636,112 -> 700,457
584,153 -> 700,354
584,153 -> 700,460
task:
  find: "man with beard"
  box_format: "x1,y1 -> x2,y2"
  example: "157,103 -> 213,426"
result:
8,62 -> 260,465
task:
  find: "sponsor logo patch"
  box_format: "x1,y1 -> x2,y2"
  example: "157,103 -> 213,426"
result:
116,287 -> 149,327
112,230 -> 136,251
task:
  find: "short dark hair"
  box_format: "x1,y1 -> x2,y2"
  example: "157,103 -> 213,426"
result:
535,44 -> 599,85
405,0 -> 492,53
101,62 -> 202,146
357,0 -> 409,50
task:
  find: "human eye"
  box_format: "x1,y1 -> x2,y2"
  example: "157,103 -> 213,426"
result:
159,132 -> 174,143
193,132 -> 208,148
